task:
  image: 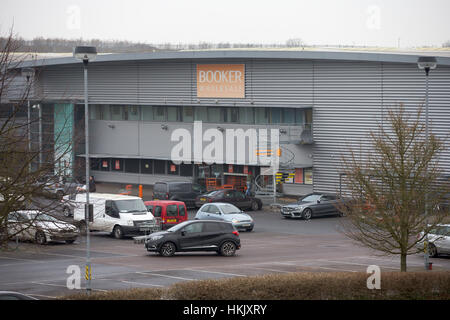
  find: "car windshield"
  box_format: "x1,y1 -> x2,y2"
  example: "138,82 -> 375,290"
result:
28,213 -> 60,222
220,204 -> 241,214
114,199 -> 147,213
166,221 -> 191,232
300,194 -> 322,202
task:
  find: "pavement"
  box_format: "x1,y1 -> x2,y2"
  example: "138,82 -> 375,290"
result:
1,209 -> 449,299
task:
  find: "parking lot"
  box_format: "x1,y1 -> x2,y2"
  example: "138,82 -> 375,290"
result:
1,209 -> 450,299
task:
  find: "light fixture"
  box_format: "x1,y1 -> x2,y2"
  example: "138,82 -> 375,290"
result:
417,56 -> 437,72
21,68 -> 34,80
161,124 -> 168,130
73,46 -> 98,63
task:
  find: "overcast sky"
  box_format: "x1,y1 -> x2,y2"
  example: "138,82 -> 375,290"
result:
1,0 -> 449,47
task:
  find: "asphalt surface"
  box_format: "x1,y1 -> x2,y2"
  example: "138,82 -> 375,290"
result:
1,209 -> 450,299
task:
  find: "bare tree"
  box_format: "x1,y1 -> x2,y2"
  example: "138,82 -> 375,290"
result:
338,105 -> 450,271
0,29 -> 84,249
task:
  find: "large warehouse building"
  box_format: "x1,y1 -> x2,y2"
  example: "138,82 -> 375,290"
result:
7,50 -> 450,196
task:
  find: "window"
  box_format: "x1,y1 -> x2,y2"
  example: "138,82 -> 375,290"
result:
304,168 -> 313,184
166,204 -> 178,216
146,205 -> 153,213
167,162 -> 179,175
154,160 -> 166,174
225,107 -> 239,123
182,107 -> 194,122
271,108 -> 282,124
125,106 -> 140,121
294,168 -> 303,184
142,106 -> 154,121
167,106 -> 180,122
208,205 -> 221,214
90,158 -> 101,171
154,106 -> 166,121
295,109 -> 304,125
239,107 -> 254,124
100,158 -> 110,171
183,222 -> 203,234
153,206 -> 162,217
178,204 -> 187,216
125,159 -> 140,173
141,159 -> 153,174
204,222 -> 222,232
89,105 -> 102,120
305,109 -> 313,125
195,106 -> 208,122
255,107 -> 270,124
208,107 -> 224,123
180,164 -> 193,177
111,159 -> 123,172
283,108 -> 296,124
111,105 -> 123,120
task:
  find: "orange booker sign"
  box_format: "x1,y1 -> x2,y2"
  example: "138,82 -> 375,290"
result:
197,64 -> 245,98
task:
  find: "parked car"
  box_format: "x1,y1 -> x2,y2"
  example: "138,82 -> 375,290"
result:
35,175 -> 84,199
195,202 -> 255,231
73,193 -> 158,239
144,200 -> 188,230
280,193 -> 345,220
417,224 -> 450,257
6,210 -> 79,244
145,220 -> 241,257
153,181 -> 206,208
195,189 -> 263,211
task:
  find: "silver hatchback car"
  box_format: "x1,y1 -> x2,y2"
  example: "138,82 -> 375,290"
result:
417,224 -> 450,257
195,203 -> 255,231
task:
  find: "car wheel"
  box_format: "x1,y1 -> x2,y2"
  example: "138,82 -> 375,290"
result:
246,227 -> 254,232
63,206 -> 72,218
338,211 -> 346,217
219,241 -> 237,256
35,231 -> 47,245
78,221 -> 87,234
251,201 -> 259,211
56,190 -> 64,199
65,239 -> 75,244
113,226 -> 124,239
429,243 -> 438,258
303,208 -> 313,220
160,242 -> 176,257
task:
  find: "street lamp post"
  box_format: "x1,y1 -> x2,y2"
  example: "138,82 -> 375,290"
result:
21,68 -> 34,173
74,46 -> 97,293
417,56 -> 437,271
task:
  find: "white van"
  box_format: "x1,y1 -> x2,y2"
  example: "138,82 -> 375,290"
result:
73,193 -> 157,239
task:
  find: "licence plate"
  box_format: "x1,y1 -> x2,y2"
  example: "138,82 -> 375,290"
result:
242,224 -> 251,227
139,224 -> 153,232
154,198 -> 159,200
200,197 -> 206,201
167,219 -> 177,223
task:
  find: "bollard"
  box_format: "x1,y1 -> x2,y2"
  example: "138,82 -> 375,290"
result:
139,184 -> 143,198
428,262 -> 433,270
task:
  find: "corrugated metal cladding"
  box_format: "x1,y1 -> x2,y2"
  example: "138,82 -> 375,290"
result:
313,61 -> 450,194
39,59 -> 314,107
38,57 -> 450,194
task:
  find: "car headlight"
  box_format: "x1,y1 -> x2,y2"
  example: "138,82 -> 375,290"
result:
232,219 -> 240,224
150,235 -> 164,241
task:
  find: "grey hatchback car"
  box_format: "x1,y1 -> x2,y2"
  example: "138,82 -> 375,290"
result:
145,220 -> 241,257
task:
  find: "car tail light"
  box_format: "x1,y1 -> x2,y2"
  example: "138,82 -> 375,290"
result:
208,198 -> 213,202
232,231 -> 239,236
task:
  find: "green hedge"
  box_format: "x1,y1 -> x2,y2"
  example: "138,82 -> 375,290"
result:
63,271 -> 450,300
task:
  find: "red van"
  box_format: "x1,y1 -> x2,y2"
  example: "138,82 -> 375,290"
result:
144,200 -> 188,230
